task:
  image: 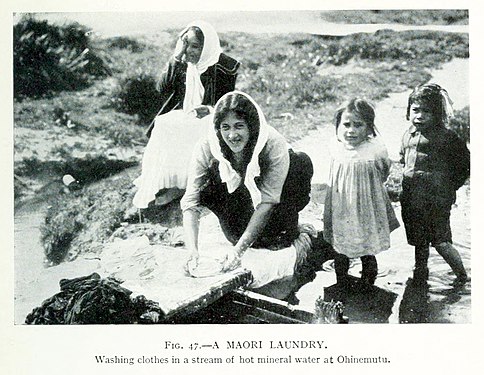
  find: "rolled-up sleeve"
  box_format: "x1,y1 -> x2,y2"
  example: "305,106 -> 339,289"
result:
257,133 -> 290,205
180,139 -> 212,213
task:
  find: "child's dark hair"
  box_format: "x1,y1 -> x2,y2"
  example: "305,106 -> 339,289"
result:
213,92 -> 260,172
406,83 -> 453,125
334,98 -> 377,137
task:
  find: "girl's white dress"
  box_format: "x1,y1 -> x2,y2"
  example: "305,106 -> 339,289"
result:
132,110 -> 211,209
323,137 -> 399,258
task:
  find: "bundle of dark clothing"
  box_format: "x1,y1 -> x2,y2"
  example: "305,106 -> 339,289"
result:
25,273 -> 164,324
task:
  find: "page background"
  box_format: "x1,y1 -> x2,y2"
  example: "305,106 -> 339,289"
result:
2,1 -> 482,374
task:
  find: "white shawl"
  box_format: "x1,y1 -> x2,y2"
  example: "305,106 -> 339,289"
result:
175,20 -> 222,113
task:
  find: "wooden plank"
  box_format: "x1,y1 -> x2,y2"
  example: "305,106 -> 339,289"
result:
101,242 -> 252,318
163,271 -> 252,319
245,307 -> 309,324
231,300 -> 310,324
100,240 -> 344,323
238,315 -> 270,324
231,290 -> 316,323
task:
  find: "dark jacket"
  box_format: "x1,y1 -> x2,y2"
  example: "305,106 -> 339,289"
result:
399,124 -> 470,208
146,53 -> 240,138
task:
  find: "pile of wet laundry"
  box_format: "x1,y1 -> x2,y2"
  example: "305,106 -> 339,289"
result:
25,273 -> 163,324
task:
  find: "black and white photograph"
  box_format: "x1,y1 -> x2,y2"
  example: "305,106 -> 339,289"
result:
2,0 -> 482,374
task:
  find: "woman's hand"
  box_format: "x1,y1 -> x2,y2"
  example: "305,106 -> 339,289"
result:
185,249 -> 200,274
194,106 -> 211,119
221,203 -> 276,273
174,33 -> 188,61
183,209 -> 201,274
221,247 -> 242,272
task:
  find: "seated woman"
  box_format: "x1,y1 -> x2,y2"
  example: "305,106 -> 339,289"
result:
133,20 -> 240,209
181,91 -> 323,284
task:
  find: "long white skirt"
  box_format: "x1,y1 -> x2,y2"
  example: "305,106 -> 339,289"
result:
133,110 -> 210,209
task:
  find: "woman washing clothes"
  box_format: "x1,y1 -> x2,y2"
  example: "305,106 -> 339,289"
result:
181,91 -> 331,287
133,20 -> 240,208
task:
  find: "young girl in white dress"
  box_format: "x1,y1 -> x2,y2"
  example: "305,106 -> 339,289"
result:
323,98 -> 399,287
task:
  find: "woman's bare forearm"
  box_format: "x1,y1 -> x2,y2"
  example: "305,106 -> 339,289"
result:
183,209 -> 201,255
234,203 -> 275,255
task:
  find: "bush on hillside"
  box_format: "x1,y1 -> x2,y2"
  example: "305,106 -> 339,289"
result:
107,36 -> 146,53
113,71 -> 164,124
321,10 -> 468,25
14,17 -> 110,99
312,30 -> 468,66
242,60 -> 339,112
236,30 -> 467,122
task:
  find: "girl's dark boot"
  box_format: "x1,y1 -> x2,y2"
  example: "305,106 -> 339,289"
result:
334,253 -> 350,288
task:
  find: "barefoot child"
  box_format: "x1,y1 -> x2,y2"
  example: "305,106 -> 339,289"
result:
324,99 -> 399,287
400,83 -> 470,284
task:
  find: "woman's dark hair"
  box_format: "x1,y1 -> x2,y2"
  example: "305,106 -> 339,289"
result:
406,83 -> 448,125
213,92 -> 260,173
185,26 -> 204,47
334,98 -> 377,136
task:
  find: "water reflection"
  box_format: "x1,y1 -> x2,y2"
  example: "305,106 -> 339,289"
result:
324,276 -> 398,324
398,278 -> 431,323
399,277 -> 470,324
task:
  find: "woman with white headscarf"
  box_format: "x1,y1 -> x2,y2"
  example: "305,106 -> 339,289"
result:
133,21 -> 240,208
181,91 -> 330,280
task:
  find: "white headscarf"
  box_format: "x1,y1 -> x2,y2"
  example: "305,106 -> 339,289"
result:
175,20 -> 222,113
208,91 -> 270,208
